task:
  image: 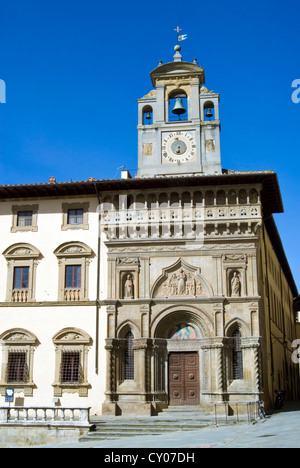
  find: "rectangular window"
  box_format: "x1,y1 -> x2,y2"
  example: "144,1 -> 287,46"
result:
7,351 -> 27,383
60,351 -> 81,383
13,266 -> 29,289
65,265 -> 81,289
17,211 -> 33,227
68,209 -> 84,225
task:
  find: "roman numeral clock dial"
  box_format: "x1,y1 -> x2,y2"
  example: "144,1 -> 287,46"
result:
162,131 -> 197,165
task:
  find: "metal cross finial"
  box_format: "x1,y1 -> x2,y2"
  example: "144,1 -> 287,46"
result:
174,26 -> 182,43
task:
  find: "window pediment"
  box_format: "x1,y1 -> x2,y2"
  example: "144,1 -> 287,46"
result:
53,327 -> 92,346
0,328 -> 39,345
54,242 -> 93,258
3,243 -> 41,259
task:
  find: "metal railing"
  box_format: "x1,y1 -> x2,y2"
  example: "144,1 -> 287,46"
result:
214,401 -> 260,425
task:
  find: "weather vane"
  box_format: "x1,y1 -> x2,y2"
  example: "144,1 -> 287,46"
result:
174,26 -> 188,44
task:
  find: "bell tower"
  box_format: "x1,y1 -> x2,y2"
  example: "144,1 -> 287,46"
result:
137,45 -> 222,178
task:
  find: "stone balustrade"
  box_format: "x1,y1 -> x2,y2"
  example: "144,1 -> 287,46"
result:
64,288 -> 81,302
100,203 -> 261,240
0,406 -> 90,427
12,289 -> 29,303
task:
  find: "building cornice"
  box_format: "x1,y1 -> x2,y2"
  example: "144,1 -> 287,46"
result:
0,171 -> 283,216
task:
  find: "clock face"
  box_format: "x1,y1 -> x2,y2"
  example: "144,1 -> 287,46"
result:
162,131 -> 196,164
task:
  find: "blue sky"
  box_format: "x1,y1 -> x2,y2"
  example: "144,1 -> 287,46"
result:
1,0 -> 300,290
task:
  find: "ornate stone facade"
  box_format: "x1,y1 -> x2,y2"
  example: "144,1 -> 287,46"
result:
101,201 -> 298,415
101,185 -> 265,415
0,46 -> 298,419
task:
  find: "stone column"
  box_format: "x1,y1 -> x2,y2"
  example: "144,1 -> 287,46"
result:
102,338 -> 117,414
241,338 -> 261,400
249,339 -> 261,397
213,303 -> 224,336
152,339 -> 168,409
209,339 -> 225,402
133,338 -> 151,401
199,343 -> 211,408
156,85 -> 165,123
215,342 -> 225,396
106,304 -> 117,338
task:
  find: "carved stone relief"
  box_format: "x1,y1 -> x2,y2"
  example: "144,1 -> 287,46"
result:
152,259 -> 212,299
159,269 -> 206,298
143,143 -> 153,156
206,140 -> 215,153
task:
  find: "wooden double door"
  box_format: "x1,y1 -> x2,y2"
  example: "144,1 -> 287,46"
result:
168,352 -> 200,406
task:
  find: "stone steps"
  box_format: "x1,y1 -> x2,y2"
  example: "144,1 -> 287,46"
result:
87,423 -> 207,431
80,405 -> 251,442
80,408 -> 210,442
83,431 -> 163,440
80,427 -> 207,442
162,405 -> 203,413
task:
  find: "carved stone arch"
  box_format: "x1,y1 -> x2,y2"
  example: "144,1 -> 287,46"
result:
151,258 -> 213,299
152,305 -> 214,339
225,318 -> 251,338
136,193 -> 146,207
0,328 -> 39,345
167,86 -> 190,101
170,192 -> 180,206
158,193 -> 169,207
182,191 -> 192,206
205,190 -> 214,206
117,321 -> 140,339
3,243 -> 41,259
142,105 -> 153,125
102,194 -> 113,210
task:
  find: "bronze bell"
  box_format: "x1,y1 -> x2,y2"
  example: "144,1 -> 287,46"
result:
205,108 -> 214,120
145,112 -> 152,124
172,98 -> 186,118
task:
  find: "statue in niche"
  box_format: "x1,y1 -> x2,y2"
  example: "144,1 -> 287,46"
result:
124,274 -> 134,299
231,271 -> 241,297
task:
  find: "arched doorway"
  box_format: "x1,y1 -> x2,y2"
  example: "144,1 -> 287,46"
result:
153,309 -> 210,407
168,323 -> 200,406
